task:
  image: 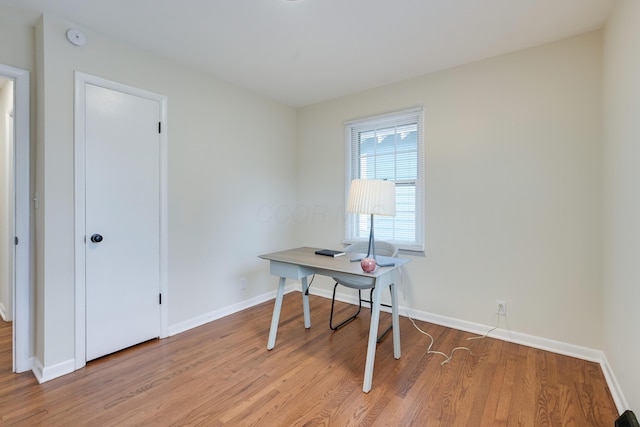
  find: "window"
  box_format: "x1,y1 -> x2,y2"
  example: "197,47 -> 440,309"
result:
345,107 -> 424,252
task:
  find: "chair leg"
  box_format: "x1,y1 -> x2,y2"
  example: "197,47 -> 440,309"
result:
330,283 -> 363,330
369,288 -> 393,343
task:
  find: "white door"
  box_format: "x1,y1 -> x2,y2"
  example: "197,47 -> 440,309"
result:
85,83 -> 161,361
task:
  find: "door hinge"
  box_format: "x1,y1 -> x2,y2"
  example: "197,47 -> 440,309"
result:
159,293 -> 162,305
15,236 -> 18,245
158,122 -> 161,134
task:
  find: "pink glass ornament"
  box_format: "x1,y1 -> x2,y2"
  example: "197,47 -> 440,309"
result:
360,258 -> 377,273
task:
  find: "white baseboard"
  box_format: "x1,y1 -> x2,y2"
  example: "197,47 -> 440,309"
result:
27,283 -> 617,412
168,284 -> 297,336
317,287 -> 627,413
28,285 -> 299,384
32,356 -> 75,384
600,352 -> 629,413
171,284 -> 614,367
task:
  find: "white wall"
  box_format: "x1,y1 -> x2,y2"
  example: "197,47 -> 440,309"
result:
603,0 -> 640,412
297,31 -> 604,349
0,8 -> 36,71
34,14 -> 297,369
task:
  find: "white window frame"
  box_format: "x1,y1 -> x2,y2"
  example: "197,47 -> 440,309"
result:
344,107 -> 425,253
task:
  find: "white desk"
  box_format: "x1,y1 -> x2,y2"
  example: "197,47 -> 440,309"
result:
259,246 -> 410,393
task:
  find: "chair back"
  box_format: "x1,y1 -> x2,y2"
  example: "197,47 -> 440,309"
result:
333,241 -> 399,289
345,241 -> 398,257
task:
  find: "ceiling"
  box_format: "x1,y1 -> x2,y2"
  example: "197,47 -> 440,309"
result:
1,0 -> 614,107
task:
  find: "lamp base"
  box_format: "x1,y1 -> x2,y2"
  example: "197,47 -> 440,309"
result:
349,217 -> 395,267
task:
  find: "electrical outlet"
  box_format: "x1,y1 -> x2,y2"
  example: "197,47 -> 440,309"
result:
496,300 -> 507,316
239,277 -> 246,290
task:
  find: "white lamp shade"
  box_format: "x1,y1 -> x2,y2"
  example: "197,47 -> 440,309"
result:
347,179 -> 396,216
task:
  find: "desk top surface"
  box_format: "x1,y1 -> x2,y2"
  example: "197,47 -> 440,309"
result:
259,246 -> 410,277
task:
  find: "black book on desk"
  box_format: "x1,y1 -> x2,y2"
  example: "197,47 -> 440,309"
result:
315,249 -> 346,257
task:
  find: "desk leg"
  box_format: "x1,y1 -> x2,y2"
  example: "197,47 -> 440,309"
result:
267,276 -> 286,350
391,283 -> 401,359
301,276 -> 311,329
363,280 -> 383,393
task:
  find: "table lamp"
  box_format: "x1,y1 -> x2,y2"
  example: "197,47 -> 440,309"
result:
347,179 -> 396,267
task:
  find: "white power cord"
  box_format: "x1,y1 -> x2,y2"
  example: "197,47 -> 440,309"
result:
405,312 -> 474,365
398,268 -> 500,366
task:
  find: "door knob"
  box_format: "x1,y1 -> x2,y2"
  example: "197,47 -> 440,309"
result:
90,234 -> 103,243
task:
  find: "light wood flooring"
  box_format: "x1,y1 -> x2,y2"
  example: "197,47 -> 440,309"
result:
0,292 -> 619,426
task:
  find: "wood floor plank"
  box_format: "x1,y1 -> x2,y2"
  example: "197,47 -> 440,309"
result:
480,341 -> 516,426
0,292 -> 619,426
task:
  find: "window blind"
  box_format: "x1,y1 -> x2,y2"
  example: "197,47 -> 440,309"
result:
345,107 -> 424,252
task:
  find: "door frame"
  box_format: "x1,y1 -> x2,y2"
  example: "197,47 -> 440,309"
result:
0,64 -> 31,373
73,72 -> 168,369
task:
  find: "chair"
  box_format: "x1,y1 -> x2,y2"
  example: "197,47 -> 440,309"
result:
329,241 -> 399,342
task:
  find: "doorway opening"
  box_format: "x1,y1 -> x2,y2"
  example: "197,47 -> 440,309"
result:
0,64 -> 31,374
